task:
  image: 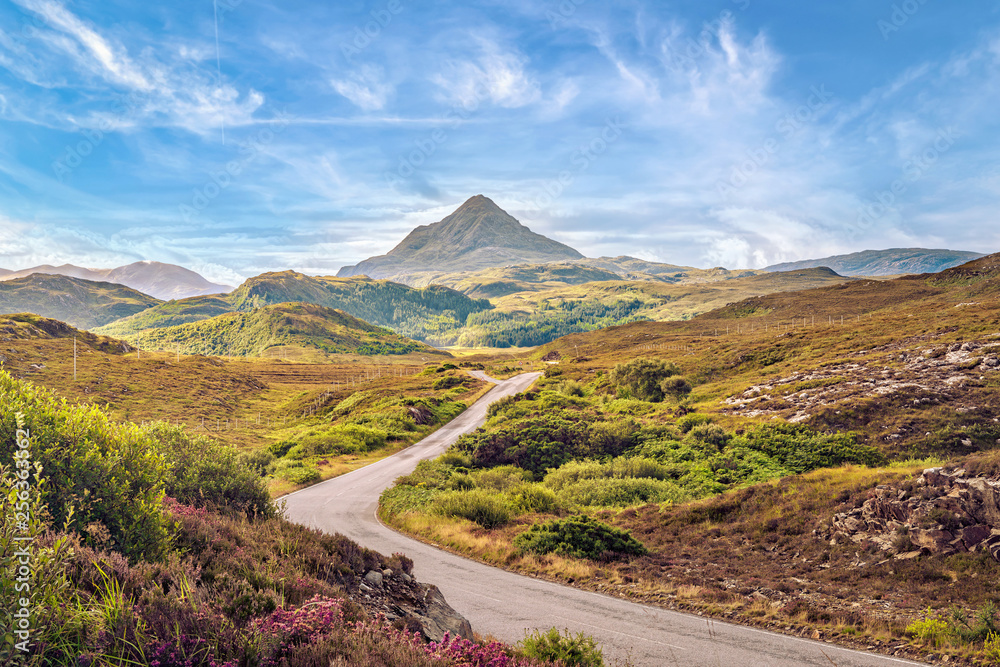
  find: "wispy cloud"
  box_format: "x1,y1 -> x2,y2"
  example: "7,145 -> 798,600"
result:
431,38 -> 541,109
331,64 -> 394,111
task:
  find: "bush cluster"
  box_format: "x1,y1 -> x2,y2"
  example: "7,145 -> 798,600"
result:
514,515 -> 648,561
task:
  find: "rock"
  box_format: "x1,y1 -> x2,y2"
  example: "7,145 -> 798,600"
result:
382,568 -> 393,577
364,570 -> 383,587
400,573 -> 412,583
396,584 -> 473,642
962,525 -> 992,548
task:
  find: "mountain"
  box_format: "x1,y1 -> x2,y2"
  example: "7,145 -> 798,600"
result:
765,248 -> 985,276
94,271 -> 493,347
117,302 -> 447,358
337,195 -> 583,280
0,261 -> 232,300
0,274 -> 163,329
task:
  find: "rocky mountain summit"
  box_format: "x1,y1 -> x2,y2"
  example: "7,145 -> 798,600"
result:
337,195 -> 583,280
826,467 -> 1000,561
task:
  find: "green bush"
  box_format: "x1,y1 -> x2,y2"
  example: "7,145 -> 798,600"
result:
734,423 -> 885,473
659,375 -> 692,399
518,628 -> 604,667
433,375 -> 465,390
556,380 -> 585,397
514,515 -> 647,560
0,372 -> 168,561
146,422 -> 276,519
609,358 -> 680,402
268,440 -> 296,457
273,459 -> 322,485
432,489 -> 513,528
558,477 -> 688,507
677,413 -> 712,433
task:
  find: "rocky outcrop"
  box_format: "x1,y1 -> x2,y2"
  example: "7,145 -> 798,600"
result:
825,467 -> 1000,560
353,568 -> 473,642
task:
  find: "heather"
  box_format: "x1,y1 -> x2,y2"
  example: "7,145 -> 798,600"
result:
0,371 -> 574,665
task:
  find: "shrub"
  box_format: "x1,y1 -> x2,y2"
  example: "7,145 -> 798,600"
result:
0,372 -> 168,561
268,440 -> 296,458
676,413 -> 712,433
559,477 -> 688,508
733,423 -> 885,473
514,515 -> 647,560
609,358 -> 680,402
556,380 -> 585,397
432,489 -> 513,528
518,628 -> 604,667
906,613 -> 951,648
146,422 -> 276,519
659,375 -> 692,399
273,460 -> 321,485
433,375 -> 465,390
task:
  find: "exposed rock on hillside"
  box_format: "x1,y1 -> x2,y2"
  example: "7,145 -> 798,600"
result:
725,335 -> 1000,425
337,195 -> 583,279
824,467 -> 1000,561
353,568 -> 473,641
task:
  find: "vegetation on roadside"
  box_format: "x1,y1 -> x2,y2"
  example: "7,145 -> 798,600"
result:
0,370 -> 577,666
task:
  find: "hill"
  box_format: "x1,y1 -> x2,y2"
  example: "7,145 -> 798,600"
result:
448,267 -> 852,347
120,302 -> 448,358
94,271 -> 493,347
765,248 -> 985,276
337,195 -> 583,280
0,274 -> 163,329
0,260 -> 232,299
382,253 -> 1000,665
0,313 -> 133,355
397,259 -> 763,298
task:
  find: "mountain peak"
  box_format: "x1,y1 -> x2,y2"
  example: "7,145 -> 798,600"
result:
337,196 -> 583,280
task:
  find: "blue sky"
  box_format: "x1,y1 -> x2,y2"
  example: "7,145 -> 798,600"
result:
1,0 -> 998,284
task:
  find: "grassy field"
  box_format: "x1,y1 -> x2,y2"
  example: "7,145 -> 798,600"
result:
379,254 -> 1000,665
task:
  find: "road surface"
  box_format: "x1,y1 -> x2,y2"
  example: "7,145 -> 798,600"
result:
284,372 -> 926,667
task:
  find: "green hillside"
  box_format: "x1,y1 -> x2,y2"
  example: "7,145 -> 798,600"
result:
95,271 -> 493,346
121,302 -> 447,358
446,268 -> 852,347
0,274 -> 162,329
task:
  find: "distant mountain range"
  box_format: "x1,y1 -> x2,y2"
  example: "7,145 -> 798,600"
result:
0,261 -> 232,300
765,248 -> 985,276
337,195 -> 583,280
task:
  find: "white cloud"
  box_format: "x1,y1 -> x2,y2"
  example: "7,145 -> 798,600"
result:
4,0 -> 266,136
432,39 -> 541,109
331,64 -> 394,111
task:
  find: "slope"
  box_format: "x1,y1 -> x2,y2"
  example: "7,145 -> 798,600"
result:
765,247 -> 985,276
337,195 -> 583,279
0,260 -> 232,299
448,267 -> 853,347
120,302 -> 447,359
0,273 -> 163,329
396,259 -> 763,298
94,271 -> 492,346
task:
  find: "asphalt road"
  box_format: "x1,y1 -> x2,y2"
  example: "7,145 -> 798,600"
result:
283,372 -> 926,667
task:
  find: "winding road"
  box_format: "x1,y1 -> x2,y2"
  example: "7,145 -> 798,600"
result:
283,372 -> 926,667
